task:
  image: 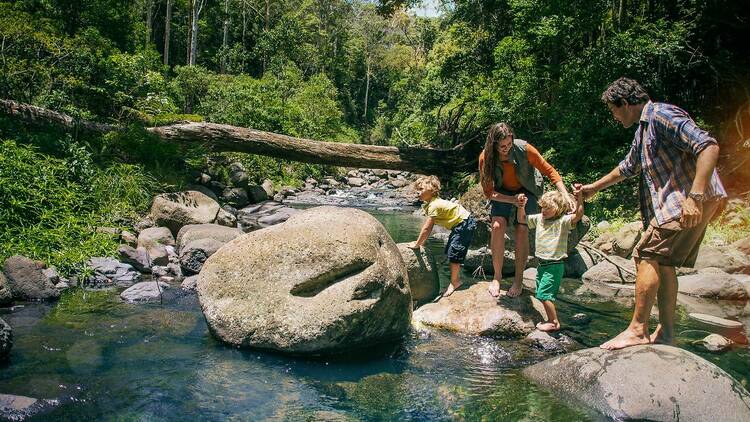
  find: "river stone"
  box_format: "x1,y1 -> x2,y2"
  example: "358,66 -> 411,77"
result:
582,255 -> 636,284
222,187 -> 249,208
180,238 -> 225,275
0,272 -> 12,305
86,257 -> 141,288
186,184 -> 219,202
120,281 -> 169,303
523,345 -> 750,421
137,227 -> 175,250
228,162 -> 248,187
0,394 -> 55,421
693,245 -> 750,273
396,243 -> 439,303
699,333 -> 732,352
564,246 -> 597,278
176,224 -> 242,250
688,313 -> 744,329
197,206 -> 411,354
677,271 -> 749,300
150,191 -> 221,235
237,202 -> 301,232
345,177 -> 366,187
462,247 -> 516,276
611,222 -> 642,258
118,245 -> 151,273
733,236 -> 750,255
676,294 -> 746,320
526,330 -> 564,353
247,185 -> 269,203
412,282 -> 539,337
261,179 -> 274,197
215,208 -> 237,227
2,255 -> 60,301
181,275 -> 199,291
0,317 -> 11,358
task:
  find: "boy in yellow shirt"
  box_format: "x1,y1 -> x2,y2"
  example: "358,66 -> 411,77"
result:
410,176 -> 477,296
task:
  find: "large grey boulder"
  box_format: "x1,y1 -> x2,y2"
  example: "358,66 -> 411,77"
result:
678,270 -> 749,300
150,191 -> 221,235
137,226 -> 175,266
176,224 -> 242,250
611,221 -> 642,258
120,281 -> 169,303
0,317 -> 11,359
2,255 -> 60,301
180,238 -> 225,275
197,206 -> 412,354
118,245 -> 151,273
582,255 -> 636,284
564,246 -> 598,278
523,345 -> 750,421
396,243 -> 439,303
222,187 -> 249,208
228,162 -> 248,187
693,245 -> 750,273
412,282 -> 540,337
237,201 -> 301,232
734,236 -> 750,255
246,185 -> 269,203
462,247 -> 518,276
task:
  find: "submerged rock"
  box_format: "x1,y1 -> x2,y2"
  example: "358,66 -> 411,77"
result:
2,255 -> 60,301
0,317 -> 11,358
396,243 -> 439,304
412,282 -> 540,337
523,345 -> 750,421
197,206 -> 412,355
698,333 -> 733,352
0,394 -> 57,421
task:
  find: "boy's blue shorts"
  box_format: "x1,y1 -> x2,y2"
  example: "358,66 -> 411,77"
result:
490,188 -> 539,224
445,216 -> 477,263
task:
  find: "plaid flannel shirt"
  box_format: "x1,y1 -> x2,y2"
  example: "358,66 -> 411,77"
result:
618,101 -> 727,228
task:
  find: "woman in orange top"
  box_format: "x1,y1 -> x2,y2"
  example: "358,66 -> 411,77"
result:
479,123 -> 575,297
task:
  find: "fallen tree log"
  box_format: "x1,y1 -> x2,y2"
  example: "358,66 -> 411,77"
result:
1,99 -> 481,175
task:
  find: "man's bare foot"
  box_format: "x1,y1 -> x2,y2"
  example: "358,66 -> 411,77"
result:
488,279 -> 501,297
536,321 -> 560,332
649,324 -> 675,345
600,327 -> 651,350
443,282 -> 462,297
506,281 -> 522,297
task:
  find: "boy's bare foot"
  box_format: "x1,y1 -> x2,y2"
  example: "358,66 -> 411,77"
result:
488,279 -> 501,297
536,321 -> 560,332
600,327 -> 651,350
443,282 -> 462,297
649,324 -> 675,345
506,281 -> 522,297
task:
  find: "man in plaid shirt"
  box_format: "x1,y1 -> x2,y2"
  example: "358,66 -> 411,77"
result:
579,77 -> 727,350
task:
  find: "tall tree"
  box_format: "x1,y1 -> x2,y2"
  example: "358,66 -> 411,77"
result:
164,0 -> 173,65
188,0 -> 207,66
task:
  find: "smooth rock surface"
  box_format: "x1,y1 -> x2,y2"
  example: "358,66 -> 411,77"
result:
2,255 -> 60,301
396,243 -> 439,304
197,206 -> 411,354
86,257 -> 141,288
150,191 -> 221,235
176,224 -> 242,250
523,345 -> 750,421
118,245 -> 151,273
180,238 -> 225,275
693,246 -> 750,273
678,271 -> 749,300
412,282 -> 540,337
688,313 -> 744,329
0,394 -> 55,421
120,281 -> 169,303
582,255 -> 636,284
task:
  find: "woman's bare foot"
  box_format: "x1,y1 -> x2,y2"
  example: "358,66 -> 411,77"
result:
600,327 -> 651,350
506,281 -> 523,297
649,324 -> 675,345
536,321 -> 560,332
443,282 -> 462,297
488,279 -> 501,297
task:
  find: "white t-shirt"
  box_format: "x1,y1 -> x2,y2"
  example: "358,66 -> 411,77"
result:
527,214 -> 575,260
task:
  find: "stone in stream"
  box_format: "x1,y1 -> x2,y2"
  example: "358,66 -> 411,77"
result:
86,257 -> 141,288
523,345 -> 750,421
118,245 -> 152,273
181,275 -> 199,291
396,243 -> 440,304
698,333 -> 733,352
462,247 -> 517,276
677,270 -> 749,300
137,226 -> 175,266
581,255 -> 636,284
150,191 -> 221,235
175,223 -> 242,250
0,273 -> 12,306
197,206 -> 412,355
0,394 -> 57,421
412,282 -> 541,337
222,187 -> 249,208
611,221 -> 643,258
688,313 -> 744,329
215,208 -> 237,227
120,281 -> 170,303
179,238 -> 225,275
693,245 -> 750,274
246,185 -> 269,203
0,317 -> 11,358
2,255 -> 60,301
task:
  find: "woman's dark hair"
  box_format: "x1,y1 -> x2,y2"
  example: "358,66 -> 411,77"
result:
480,122 -> 514,186
601,77 -> 650,106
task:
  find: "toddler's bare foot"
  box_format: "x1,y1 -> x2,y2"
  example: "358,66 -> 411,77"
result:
488,279 -> 501,297
536,321 -> 560,332
443,282 -> 462,297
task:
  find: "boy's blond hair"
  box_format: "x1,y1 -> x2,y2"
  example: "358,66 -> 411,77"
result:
538,191 -> 569,219
414,175 -> 441,195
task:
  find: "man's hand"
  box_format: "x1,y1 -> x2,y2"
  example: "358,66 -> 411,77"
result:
579,184 -> 598,201
681,197 -> 703,228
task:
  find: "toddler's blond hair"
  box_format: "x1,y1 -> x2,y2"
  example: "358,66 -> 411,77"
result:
538,191 -> 569,219
414,175 -> 441,195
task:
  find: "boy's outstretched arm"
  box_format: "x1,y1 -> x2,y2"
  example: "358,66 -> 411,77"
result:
516,194 -> 527,224
410,217 -> 435,248
571,183 -> 584,224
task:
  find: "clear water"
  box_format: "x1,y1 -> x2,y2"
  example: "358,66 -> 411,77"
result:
1,209 -> 748,421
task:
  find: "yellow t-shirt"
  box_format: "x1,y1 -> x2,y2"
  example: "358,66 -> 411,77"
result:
527,214 -> 575,260
422,197 -> 470,230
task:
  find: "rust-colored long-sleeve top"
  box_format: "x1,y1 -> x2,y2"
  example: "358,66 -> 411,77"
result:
478,144 -> 561,198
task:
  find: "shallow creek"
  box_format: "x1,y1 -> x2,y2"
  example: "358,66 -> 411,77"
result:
1,208 -> 748,420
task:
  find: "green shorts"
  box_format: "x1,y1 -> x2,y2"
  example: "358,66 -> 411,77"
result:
535,261 -> 564,301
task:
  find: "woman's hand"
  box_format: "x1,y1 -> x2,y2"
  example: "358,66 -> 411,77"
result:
515,193 -> 527,207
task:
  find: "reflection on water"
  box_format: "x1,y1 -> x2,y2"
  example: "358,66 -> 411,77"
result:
0,208 -> 747,420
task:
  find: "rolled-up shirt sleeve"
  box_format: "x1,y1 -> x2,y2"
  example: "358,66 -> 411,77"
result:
654,106 -> 718,157
618,138 -> 641,178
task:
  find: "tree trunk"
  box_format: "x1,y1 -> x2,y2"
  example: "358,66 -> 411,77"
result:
189,0 -> 204,66
363,60 -> 370,119
145,0 -> 154,49
0,99 -> 480,176
263,0 -> 269,72
186,1 -> 193,65
221,0 -> 229,73
164,0 -> 172,65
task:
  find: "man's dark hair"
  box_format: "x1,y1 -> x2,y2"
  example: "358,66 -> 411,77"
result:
601,77 -> 650,106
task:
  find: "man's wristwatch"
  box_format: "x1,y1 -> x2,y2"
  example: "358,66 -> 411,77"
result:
688,192 -> 706,202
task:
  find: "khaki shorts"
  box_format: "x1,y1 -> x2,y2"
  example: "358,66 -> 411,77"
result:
632,201 -> 720,268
